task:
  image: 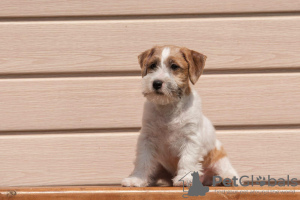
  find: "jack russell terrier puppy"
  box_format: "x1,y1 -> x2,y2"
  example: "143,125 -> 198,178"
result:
122,45 -> 238,187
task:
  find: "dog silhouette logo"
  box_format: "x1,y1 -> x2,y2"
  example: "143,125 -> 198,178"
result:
180,171 -> 209,198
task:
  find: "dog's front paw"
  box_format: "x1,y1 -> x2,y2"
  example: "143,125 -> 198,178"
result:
173,174 -> 193,187
121,176 -> 148,187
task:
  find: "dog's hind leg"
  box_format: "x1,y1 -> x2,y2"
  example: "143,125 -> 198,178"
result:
201,140 -> 239,186
212,156 -> 239,186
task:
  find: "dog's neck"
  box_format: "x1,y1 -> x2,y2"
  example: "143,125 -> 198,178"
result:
153,90 -> 194,117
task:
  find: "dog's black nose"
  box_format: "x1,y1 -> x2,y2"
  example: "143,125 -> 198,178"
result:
153,80 -> 163,90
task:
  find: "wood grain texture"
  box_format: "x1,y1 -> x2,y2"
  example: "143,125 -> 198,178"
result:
1,16 -> 300,74
0,186 -> 300,200
0,129 -> 299,186
0,0 -> 299,17
0,74 -> 300,131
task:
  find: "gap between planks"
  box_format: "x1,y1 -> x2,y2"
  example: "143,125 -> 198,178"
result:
0,11 -> 299,22
0,126 -> 299,136
1,68 -> 300,80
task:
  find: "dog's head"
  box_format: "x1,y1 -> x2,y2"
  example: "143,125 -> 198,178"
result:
138,45 -> 207,105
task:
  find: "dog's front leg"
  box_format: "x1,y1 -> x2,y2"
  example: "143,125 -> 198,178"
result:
173,136 -> 203,186
121,134 -> 158,187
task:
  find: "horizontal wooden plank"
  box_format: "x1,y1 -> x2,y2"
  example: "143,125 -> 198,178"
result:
0,129 -> 299,186
1,16 -> 300,74
0,74 -> 300,131
0,0 -> 299,17
0,186 -> 300,200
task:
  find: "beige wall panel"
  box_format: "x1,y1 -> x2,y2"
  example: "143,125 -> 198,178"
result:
0,17 -> 300,74
0,0 -> 299,17
0,129 -> 298,186
0,73 -> 299,131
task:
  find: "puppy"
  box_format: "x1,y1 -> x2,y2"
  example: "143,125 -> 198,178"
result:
122,45 -> 238,187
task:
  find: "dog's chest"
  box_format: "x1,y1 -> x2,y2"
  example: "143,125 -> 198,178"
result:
154,112 -> 187,135
150,117 -> 189,173
152,113 -> 190,154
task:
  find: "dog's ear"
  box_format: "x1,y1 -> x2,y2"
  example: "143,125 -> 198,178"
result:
138,48 -> 155,77
181,48 -> 207,85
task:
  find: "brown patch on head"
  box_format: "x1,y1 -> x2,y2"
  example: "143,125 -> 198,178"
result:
158,46 -> 191,96
201,147 -> 227,169
180,47 -> 207,85
138,47 -> 156,77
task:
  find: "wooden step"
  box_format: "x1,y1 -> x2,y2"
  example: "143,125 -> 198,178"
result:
0,186 -> 299,200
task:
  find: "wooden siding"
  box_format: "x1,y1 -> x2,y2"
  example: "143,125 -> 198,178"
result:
0,74 -> 300,131
0,129 -> 299,186
0,0 -> 299,17
0,17 -> 300,74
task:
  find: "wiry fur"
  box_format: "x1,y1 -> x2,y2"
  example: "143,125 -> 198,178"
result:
122,45 -> 238,187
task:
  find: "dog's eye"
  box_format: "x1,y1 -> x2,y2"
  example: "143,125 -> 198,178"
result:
171,64 -> 180,70
149,63 -> 156,70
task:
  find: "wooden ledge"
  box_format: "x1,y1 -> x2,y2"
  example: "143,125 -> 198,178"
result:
0,186 -> 299,200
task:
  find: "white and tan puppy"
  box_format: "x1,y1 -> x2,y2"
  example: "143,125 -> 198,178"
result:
122,45 -> 238,187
